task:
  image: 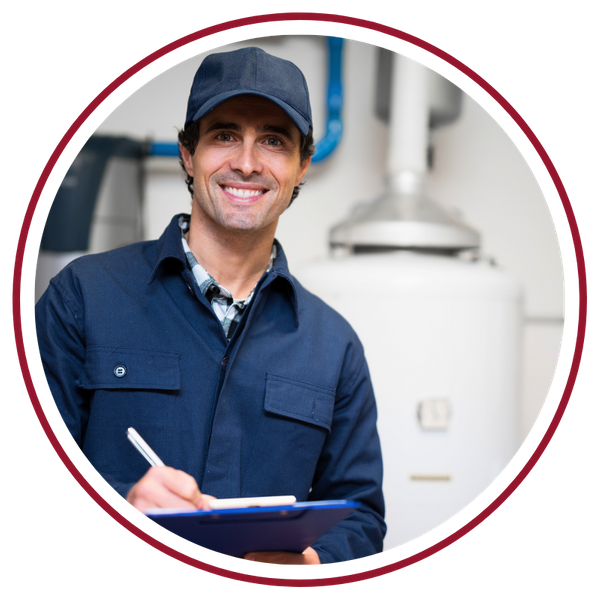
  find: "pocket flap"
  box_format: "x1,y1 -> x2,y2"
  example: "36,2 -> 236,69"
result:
77,346 -> 181,390
264,373 -> 335,431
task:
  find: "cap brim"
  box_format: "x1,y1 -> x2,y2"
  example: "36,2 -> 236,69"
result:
187,90 -> 311,135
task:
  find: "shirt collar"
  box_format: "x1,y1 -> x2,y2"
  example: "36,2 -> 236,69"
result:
179,216 -> 277,301
147,213 -> 300,326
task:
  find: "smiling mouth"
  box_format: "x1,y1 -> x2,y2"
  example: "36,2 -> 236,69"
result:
221,185 -> 267,201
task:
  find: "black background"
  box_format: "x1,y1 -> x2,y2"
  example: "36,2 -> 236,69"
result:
9,11 -> 597,595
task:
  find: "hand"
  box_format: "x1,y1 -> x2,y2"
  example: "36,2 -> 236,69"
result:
126,466 -> 215,512
244,546 -> 321,564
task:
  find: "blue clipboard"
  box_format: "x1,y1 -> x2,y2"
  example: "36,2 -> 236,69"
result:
145,499 -> 359,557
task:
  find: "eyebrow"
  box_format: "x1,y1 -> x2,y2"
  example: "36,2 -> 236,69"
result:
204,121 -> 296,142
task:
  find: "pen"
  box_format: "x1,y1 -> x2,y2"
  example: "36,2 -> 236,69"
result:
126,427 -> 165,467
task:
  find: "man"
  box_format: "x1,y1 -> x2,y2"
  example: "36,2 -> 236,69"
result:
36,47 -> 385,564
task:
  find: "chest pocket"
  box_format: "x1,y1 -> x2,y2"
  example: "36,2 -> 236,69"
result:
241,373 -> 336,498
77,346 -> 181,390
264,373 -> 335,432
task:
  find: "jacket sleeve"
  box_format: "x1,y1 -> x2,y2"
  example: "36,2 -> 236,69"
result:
308,342 -> 386,563
35,274 -> 135,499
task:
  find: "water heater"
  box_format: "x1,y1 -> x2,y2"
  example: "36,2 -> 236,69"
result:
296,53 -> 522,549
35,135 -> 145,302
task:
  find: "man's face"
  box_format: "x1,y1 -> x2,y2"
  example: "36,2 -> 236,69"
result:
181,95 -> 311,236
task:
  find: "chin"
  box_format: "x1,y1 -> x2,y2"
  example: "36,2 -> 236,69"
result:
220,217 -> 264,232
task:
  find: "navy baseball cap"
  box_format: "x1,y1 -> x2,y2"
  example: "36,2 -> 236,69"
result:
184,47 -> 313,135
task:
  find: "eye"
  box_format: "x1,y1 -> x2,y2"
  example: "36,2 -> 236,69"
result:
264,136 -> 283,147
215,132 -> 234,142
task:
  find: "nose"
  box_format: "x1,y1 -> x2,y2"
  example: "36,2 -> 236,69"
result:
229,138 -> 263,177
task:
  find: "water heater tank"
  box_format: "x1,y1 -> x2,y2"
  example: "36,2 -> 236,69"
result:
297,250 -> 522,549
35,135 -> 145,302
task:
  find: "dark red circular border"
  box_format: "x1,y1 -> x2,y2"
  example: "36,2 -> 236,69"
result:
11,11 -> 589,589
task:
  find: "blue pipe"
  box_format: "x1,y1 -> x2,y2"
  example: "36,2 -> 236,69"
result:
312,37 -> 344,163
149,37 -> 345,162
149,141 -> 180,157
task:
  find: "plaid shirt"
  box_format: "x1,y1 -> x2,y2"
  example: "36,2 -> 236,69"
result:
179,216 -> 276,339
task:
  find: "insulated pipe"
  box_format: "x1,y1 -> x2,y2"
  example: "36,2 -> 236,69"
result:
386,55 -> 430,194
149,38 -> 345,163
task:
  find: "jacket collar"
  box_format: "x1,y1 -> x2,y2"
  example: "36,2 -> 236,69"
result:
147,214 -> 189,284
148,213 -> 300,327
267,237 -> 300,328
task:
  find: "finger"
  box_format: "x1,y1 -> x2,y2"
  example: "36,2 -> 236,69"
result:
244,547 -> 320,564
127,472 -> 198,511
128,467 -> 203,510
195,493 -> 216,510
155,467 -> 203,504
152,468 -> 217,510
243,551 -> 306,564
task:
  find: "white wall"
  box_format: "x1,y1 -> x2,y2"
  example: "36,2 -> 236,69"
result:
96,35 -> 562,445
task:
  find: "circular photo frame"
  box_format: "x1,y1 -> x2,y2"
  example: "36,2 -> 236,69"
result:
13,13 -> 585,586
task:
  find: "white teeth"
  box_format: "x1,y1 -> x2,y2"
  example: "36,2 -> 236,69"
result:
224,186 -> 264,199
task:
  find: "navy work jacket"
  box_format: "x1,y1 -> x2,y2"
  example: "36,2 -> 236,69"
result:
36,214 -> 386,562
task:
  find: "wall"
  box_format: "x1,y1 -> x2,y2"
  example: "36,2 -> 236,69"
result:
95,35 -> 563,448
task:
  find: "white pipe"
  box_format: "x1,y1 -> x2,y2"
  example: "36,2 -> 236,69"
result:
386,55 -> 429,193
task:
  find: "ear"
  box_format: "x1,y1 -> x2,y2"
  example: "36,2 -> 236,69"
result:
179,143 -> 194,177
295,156 -> 312,187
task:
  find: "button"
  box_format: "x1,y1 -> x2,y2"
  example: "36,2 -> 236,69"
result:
113,365 -> 127,378
221,356 -> 229,371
